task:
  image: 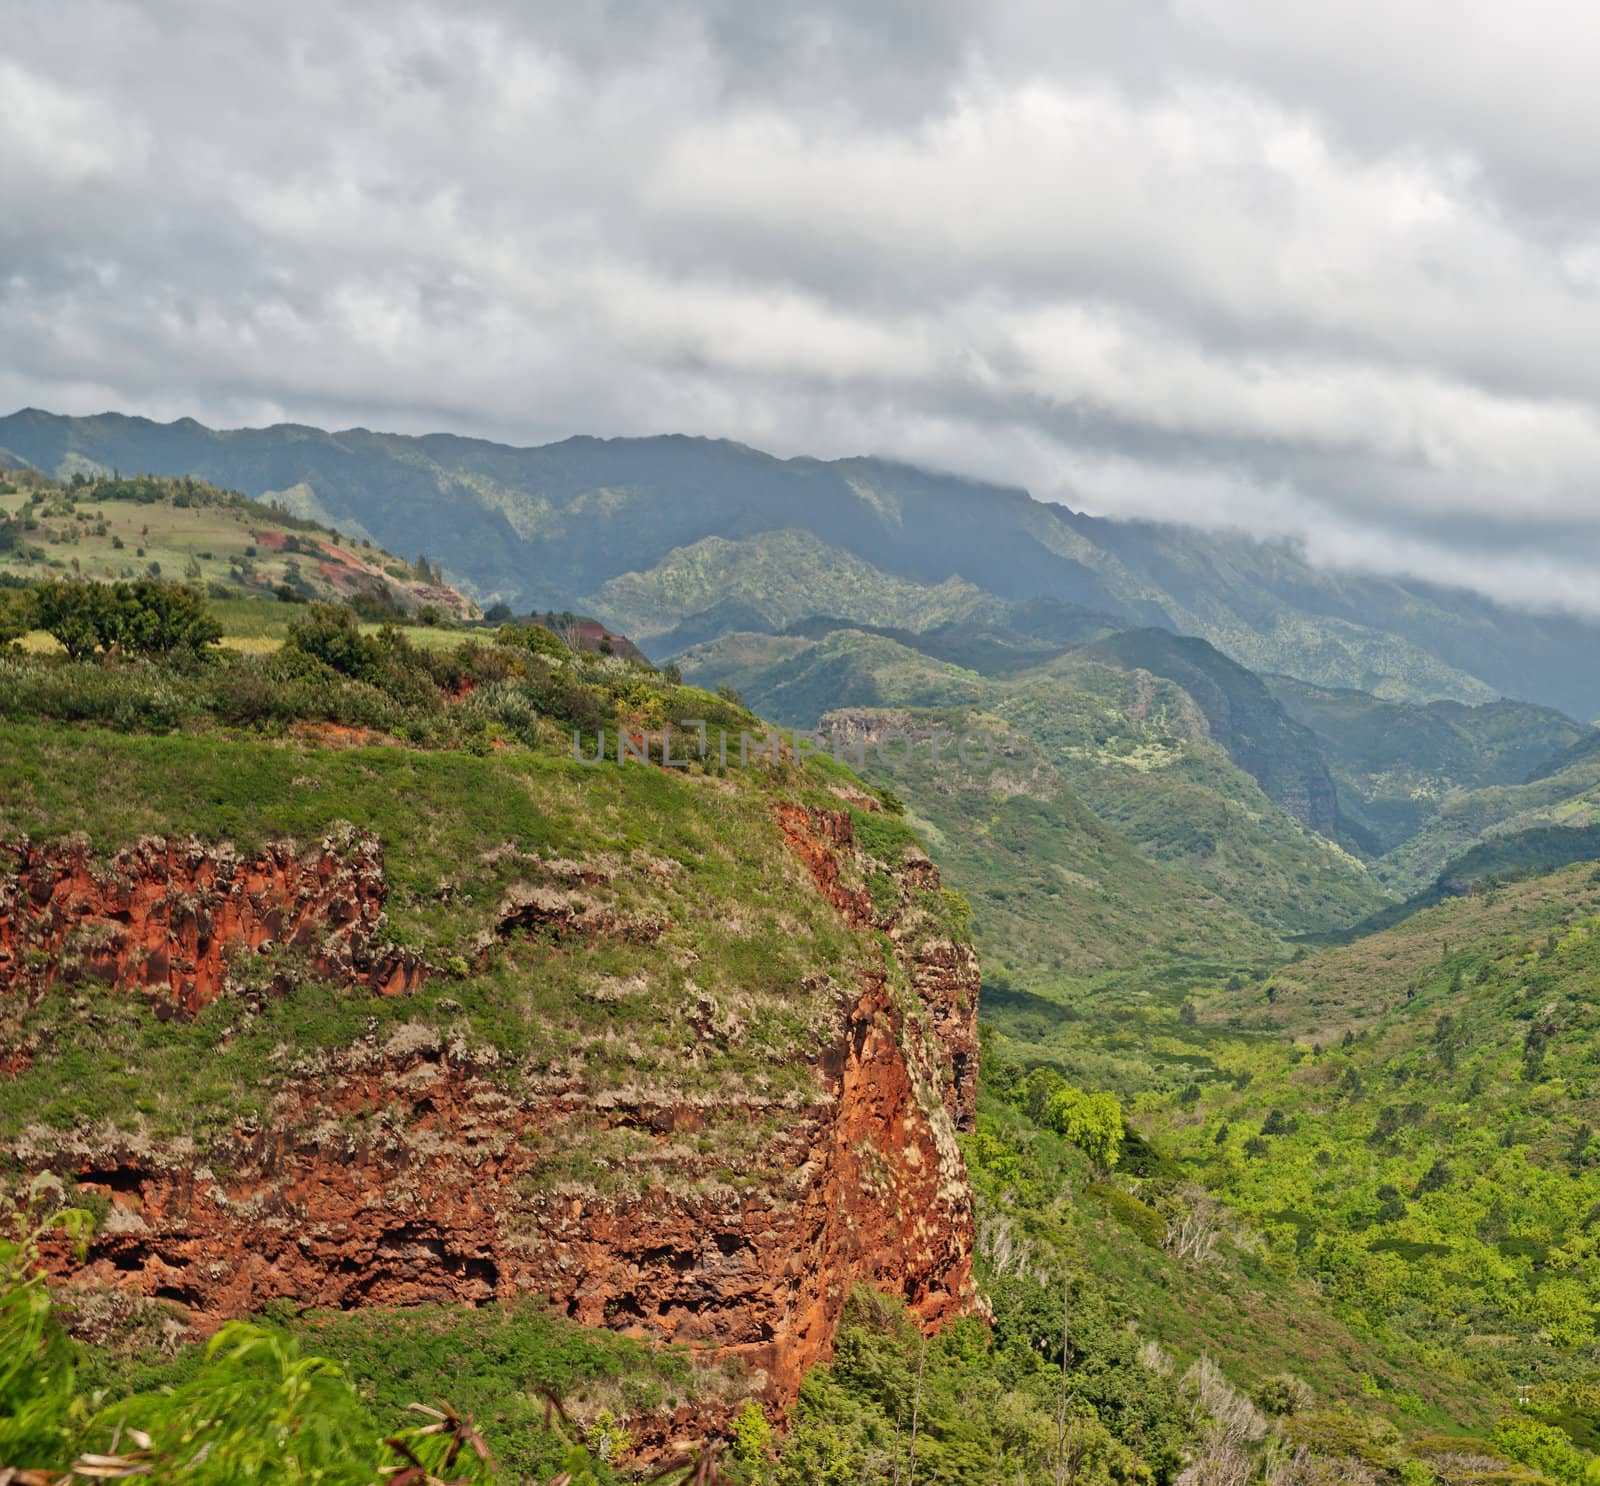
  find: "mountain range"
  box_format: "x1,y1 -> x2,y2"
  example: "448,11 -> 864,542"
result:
6,406 -> 1600,718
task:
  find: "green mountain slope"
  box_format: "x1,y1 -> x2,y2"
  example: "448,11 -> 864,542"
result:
683,628 -> 988,726
1082,628 -> 1342,839
819,705 -> 1276,986
3,553 -> 1587,1478
0,470 -> 474,619
1528,727 -> 1600,782
1268,676 -> 1589,855
7,408 -> 1600,715
995,654 -> 1385,937
1378,753 -> 1600,894
685,627 -> 1389,938
587,528 -> 988,643
1153,863 -> 1600,1407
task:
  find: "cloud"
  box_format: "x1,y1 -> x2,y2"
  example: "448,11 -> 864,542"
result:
5,0 -> 1600,614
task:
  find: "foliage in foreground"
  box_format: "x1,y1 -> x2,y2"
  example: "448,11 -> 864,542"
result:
1,1198 -> 735,1484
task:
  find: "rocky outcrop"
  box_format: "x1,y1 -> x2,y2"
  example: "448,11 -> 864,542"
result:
0,829 -> 424,1015
775,802 -> 980,1131
11,799 -> 980,1428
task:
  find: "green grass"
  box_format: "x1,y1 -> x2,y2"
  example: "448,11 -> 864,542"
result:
0,720 -> 880,1149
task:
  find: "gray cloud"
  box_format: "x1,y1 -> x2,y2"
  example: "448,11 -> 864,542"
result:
5,0 -> 1600,613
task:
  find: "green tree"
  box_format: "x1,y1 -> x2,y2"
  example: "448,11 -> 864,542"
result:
0,587 -> 35,647
1493,1414 -> 1600,1485
106,580 -> 223,656
498,621 -> 568,660
1529,1277 -> 1596,1348
287,603 -> 389,685
732,1399 -> 775,1481
1043,1085 -> 1124,1172
32,578 -> 110,660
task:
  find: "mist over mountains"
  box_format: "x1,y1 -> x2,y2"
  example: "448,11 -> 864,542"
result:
5,405 -> 1599,719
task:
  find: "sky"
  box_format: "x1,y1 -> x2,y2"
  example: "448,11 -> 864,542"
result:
6,0 -> 1600,614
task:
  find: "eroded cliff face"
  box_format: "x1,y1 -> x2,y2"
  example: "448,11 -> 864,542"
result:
4,794 -> 980,1428
0,829 -> 423,1017
773,801 -> 979,1132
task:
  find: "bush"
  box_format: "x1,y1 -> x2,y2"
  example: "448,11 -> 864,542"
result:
31,578 -> 221,659
1253,1373 -> 1315,1417
498,621 -> 569,660
31,578 -> 108,659
347,587 -> 408,624
1086,1181 -> 1166,1246
0,655 -> 199,731
0,588 -> 34,647
105,580 -> 222,656
286,603 -> 390,685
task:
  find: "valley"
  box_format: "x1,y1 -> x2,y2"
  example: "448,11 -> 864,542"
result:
4,463 -> 1600,1484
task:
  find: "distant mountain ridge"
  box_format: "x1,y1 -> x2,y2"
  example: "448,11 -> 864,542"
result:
5,406 -> 1600,716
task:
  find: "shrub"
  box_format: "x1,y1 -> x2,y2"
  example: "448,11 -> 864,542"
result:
0,588 -> 34,647
1253,1373 -> 1315,1417
32,578 -> 109,659
87,1323 -> 390,1484
1086,1181 -> 1166,1246
347,587 -> 407,624
498,621 -> 569,660
104,580 -> 222,656
31,578 -> 221,659
0,655 -> 205,731
287,603 -> 390,685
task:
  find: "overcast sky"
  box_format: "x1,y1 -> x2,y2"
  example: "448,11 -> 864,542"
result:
6,0 -> 1600,613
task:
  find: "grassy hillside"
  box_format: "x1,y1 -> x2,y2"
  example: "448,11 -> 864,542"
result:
587,529 -> 988,644
0,683 -> 860,1152
3,587 -> 1589,1482
0,470 -> 473,619
0,611 -> 944,1478
1082,628 -> 1343,838
967,1070 -> 1505,1446
1378,754 -> 1600,895
8,408 -> 1600,715
817,705 -> 1277,989
692,628 -> 988,724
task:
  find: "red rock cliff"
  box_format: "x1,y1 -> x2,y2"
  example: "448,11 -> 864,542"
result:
5,800 -> 980,1431
0,829 -> 423,1016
